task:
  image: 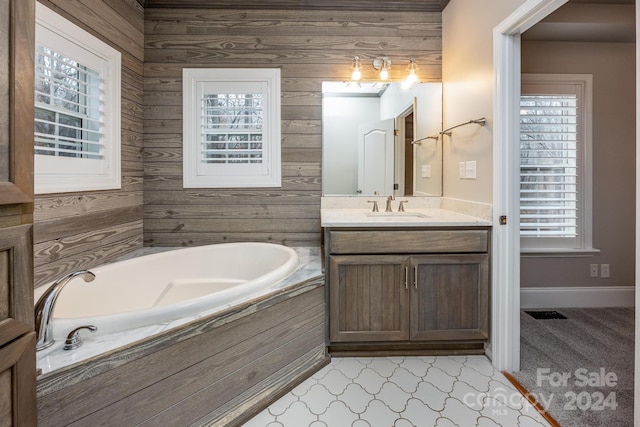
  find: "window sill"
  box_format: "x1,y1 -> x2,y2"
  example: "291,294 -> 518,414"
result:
520,248 -> 600,258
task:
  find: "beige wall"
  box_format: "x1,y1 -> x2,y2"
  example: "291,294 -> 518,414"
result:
443,0 -> 636,288
520,41 -> 636,288
442,0 -> 527,204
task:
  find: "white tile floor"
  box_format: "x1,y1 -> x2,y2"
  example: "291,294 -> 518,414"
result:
243,356 -> 551,427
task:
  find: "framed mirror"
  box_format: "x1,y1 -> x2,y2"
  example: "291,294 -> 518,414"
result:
322,81 -> 442,197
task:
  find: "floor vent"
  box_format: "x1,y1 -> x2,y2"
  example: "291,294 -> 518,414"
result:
525,310 -> 568,320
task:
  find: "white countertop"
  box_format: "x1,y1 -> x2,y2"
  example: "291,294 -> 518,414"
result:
321,207 -> 491,227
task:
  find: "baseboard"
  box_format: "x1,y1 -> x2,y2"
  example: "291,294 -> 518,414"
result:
520,286 -> 635,308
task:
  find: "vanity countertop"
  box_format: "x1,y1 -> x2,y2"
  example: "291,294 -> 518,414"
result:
321,207 -> 492,227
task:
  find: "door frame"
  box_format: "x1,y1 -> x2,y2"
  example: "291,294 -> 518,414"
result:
492,0 -> 569,372
394,100 -> 416,196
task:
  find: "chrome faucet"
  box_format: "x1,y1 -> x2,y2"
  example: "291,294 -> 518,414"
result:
35,270 -> 95,351
385,195 -> 395,212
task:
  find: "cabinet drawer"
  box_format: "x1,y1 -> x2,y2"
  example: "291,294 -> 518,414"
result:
328,229 -> 489,254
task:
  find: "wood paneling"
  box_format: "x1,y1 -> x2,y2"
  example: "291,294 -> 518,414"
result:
34,0 -> 145,287
144,0 -> 450,12
37,279 -> 326,426
144,7 -> 442,247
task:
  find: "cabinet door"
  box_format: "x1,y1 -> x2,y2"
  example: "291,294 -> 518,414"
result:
329,255 -> 410,342
410,254 -> 489,341
0,0 -> 37,423
0,225 -> 36,426
0,332 -> 37,426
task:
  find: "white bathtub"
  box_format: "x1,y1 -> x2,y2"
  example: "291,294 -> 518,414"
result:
36,242 -> 299,339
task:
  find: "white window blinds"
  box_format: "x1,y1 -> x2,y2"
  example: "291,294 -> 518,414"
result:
520,74 -> 593,252
520,94 -> 578,238
202,93 -> 263,164
182,68 -> 281,188
34,2 -> 121,194
35,44 -> 104,160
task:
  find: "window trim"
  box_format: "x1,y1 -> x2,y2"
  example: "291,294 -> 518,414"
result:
182,68 -> 281,188
34,3 -> 121,194
520,73 -> 595,255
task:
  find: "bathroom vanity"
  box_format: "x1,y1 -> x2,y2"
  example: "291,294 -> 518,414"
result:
321,198 -> 492,355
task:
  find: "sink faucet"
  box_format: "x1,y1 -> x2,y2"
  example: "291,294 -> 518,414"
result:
385,195 -> 395,212
35,270 -> 95,351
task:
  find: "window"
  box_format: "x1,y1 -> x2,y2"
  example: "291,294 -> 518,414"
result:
520,74 -> 594,253
183,68 -> 281,188
35,3 -> 121,194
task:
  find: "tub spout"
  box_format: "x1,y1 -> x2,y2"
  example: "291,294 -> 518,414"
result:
35,270 -> 95,351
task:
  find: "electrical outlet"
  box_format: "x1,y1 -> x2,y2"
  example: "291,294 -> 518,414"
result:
601,264 -> 610,278
459,162 -> 466,179
465,161 -> 477,179
589,264 -> 598,278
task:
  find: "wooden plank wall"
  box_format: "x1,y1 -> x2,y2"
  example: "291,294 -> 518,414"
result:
33,0 -> 145,288
143,8 -> 442,247
37,279 -> 327,426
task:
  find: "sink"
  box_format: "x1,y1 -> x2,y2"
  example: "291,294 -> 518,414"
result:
365,212 -> 430,219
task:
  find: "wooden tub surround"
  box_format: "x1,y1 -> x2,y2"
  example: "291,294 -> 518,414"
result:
36,276 -> 326,426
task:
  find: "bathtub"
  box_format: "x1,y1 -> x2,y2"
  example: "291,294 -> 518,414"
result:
35,242 -> 299,339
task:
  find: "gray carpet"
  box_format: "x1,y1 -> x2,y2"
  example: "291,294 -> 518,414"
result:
511,308 -> 634,427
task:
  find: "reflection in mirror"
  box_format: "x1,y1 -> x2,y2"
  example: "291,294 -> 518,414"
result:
322,81 -> 442,197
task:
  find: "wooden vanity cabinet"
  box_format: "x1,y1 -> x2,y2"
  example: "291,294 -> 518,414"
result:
409,254 -> 489,342
325,227 -> 490,355
329,255 -> 410,342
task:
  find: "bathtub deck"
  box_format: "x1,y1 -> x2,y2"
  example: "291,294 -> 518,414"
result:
36,248 -> 325,427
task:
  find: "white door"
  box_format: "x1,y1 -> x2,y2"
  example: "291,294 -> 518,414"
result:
357,118 -> 395,195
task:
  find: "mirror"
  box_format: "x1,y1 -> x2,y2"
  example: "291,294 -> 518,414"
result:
322,81 -> 442,196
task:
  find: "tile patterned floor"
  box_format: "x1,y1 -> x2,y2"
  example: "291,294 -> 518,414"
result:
243,356 -> 551,427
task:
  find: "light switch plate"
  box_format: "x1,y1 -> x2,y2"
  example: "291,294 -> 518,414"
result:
459,162 -> 466,179
421,164 -> 431,178
465,161 -> 477,179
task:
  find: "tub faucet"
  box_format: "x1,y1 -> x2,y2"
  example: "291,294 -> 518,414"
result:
35,270 -> 95,351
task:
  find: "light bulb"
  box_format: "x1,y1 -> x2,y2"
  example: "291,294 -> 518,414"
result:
379,63 -> 389,81
351,56 -> 362,81
402,59 -> 418,89
406,60 -> 418,84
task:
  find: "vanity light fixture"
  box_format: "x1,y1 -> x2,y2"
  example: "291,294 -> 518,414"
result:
351,56 -> 362,81
349,56 -> 419,85
372,56 -> 391,81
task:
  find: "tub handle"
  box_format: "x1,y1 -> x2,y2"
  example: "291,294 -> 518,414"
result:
64,325 -> 97,351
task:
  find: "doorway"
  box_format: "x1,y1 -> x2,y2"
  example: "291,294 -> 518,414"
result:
493,0 -> 638,422
404,113 -> 415,195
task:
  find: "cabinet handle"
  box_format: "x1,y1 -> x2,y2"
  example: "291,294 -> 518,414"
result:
414,266 -> 418,289
404,267 -> 408,289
